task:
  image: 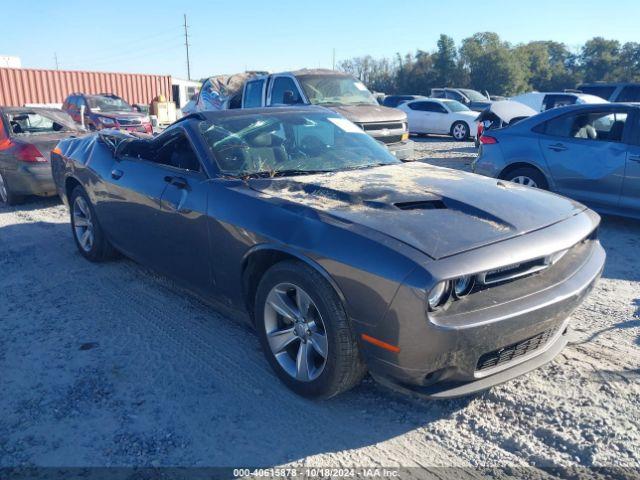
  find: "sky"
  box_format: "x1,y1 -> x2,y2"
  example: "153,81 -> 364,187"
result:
2,0 -> 639,80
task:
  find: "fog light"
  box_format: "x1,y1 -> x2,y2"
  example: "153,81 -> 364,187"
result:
453,275 -> 475,298
428,281 -> 449,310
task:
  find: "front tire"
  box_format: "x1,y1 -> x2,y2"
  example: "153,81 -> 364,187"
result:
451,121 -> 470,141
69,185 -> 116,262
255,260 -> 366,399
503,166 -> 548,189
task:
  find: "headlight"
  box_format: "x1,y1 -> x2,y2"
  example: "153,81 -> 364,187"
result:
427,281 -> 449,310
99,117 -> 115,125
453,275 -> 475,298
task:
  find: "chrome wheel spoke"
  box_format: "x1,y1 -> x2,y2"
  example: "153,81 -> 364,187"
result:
80,229 -> 92,248
267,289 -> 300,322
309,332 -> 328,359
73,214 -> 89,227
296,288 -> 312,319
267,326 -> 298,353
295,341 -> 312,381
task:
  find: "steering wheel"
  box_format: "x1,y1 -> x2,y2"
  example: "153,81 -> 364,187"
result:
299,135 -> 327,157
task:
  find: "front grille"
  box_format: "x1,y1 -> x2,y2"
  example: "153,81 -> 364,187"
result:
117,118 -> 142,126
360,122 -> 404,132
476,328 -> 556,371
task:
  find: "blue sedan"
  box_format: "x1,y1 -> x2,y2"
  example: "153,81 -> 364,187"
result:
473,103 -> 640,219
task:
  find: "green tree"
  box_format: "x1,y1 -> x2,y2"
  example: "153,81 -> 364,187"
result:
580,37 -> 620,82
459,32 -> 527,95
432,34 -> 459,87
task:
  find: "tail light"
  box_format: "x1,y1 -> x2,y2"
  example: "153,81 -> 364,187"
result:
479,135 -> 498,145
17,143 -> 47,162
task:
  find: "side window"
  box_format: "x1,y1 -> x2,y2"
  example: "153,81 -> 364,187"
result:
431,90 -> 445,99
446,90 -> 463,102
543,111 -> 628,142
244,79 -> 265,108
408,101 -> 428,111
270,77 -> 303,105
155,134 -> 201,171
543,95 -> 576,111
617,86 -> 640,102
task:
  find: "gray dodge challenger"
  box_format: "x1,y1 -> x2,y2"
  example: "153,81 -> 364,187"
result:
51,106 -> 605,399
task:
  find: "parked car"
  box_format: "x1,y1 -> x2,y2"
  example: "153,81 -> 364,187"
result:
51,106 -> 604,399
0,107 -> 83,205
431,88 -> 492,112
577,82 -> 640,102
382,95 -> 426,108
510,92 -> 607,112
237,69 -> 414,160
474,103 -> 640,219
474,100 -> 537,147
62,93 -> 152,133
397,99 -> 478,140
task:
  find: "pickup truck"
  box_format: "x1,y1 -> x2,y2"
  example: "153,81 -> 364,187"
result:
240,69 -> 413,160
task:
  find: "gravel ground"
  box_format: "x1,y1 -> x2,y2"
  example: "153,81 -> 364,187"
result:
0,138 -> 638,476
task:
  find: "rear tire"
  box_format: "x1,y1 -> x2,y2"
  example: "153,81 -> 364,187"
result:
0,172 -> 24,206
255,260 -> 367,399
451,121 -> 470,141
503,166 -> 548,190
69,185 -> 116,262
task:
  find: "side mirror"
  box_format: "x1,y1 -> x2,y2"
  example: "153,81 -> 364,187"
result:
283,90 -> 297,105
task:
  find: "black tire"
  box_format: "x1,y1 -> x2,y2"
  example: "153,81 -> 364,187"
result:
69,185 -> 116,262
0,172 -> 25,206
502,166 -> 549,190
450,121 -> 470,141
255,260 -> 367,399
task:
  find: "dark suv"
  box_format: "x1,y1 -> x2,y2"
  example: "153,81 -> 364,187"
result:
62,93 -> 152,133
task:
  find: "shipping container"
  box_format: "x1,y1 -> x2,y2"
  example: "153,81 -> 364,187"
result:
0,67 -> 172,107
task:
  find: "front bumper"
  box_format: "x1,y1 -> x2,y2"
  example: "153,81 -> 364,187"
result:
354,211 -> 605,398
386,140 -> 414,161
2,163 -> 56,196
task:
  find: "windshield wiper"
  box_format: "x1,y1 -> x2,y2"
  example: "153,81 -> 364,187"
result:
241,169 -> 334,179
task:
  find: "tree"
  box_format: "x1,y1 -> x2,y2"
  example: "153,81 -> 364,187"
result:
580,37 -> 620,82
432,34 -> 460,87
459,32 -> 527,95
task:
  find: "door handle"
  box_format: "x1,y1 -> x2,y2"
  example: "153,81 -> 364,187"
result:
164,176 -> 188,189
548,143 -> 567,152
111,169 -> 123,180
629,154 -> 640,163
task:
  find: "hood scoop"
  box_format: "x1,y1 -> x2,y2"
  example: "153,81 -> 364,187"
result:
394,200 -> 446,211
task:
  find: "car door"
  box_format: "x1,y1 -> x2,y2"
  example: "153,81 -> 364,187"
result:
267,76 -> 305,106
404,101 -> 427,133
538,107 -> 630,210
98,130 -> 212,293
620,110 -> 640,214
242,78 -> 266,108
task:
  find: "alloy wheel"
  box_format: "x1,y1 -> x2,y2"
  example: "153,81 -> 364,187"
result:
263,283 -> 328,382
72,196 -> 95,252
452,123 -> 468,140
510,175 -> 538,188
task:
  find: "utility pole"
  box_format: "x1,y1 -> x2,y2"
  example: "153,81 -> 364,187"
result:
332,48 -> 336,70
54,52 -> 59,70
183,14 -> 191,80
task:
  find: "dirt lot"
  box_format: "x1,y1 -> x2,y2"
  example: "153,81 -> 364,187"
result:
1,137 -> 639,475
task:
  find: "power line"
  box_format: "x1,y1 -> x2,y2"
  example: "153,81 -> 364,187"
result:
183,14 -> 191,80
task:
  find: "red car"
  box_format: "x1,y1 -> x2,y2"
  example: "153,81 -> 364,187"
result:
62,93 -> 152,134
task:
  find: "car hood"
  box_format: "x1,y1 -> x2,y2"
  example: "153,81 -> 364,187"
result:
248,163 -> 586,259
326,104 -> 407,123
